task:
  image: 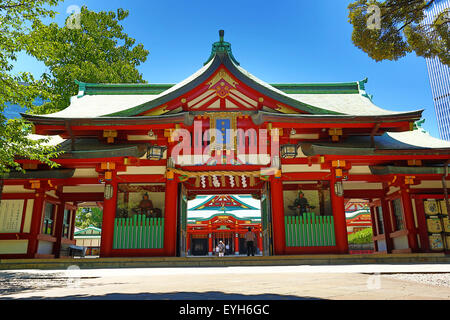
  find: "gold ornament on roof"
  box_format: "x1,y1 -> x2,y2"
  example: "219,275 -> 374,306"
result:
207,69 -> 238,89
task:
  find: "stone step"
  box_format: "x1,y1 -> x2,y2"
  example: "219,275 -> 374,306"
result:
1,253 -> 449,270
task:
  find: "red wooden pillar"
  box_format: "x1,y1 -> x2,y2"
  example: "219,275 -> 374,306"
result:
234,231 -> 240,255
258,229 -> 263,254
27,191 -> 45,258
100,179 -> 118,258
380,186 -> 394,253
53,197 -> 66,258
330,173 -> 348,254
164,178 -> 178,256
186,234 -> 191,255
69,205 -> 77,240
208,235 -> 213,256
414,198 -> 429,252
369,204 -> 379,252
270,178 -> 285,255
400,187 -> 419,252
208,223 -> 213,255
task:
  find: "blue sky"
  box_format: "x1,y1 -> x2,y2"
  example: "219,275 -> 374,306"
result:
12,0 -> 440,138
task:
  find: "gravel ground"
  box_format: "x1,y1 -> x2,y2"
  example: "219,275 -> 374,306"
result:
383,273 -> 450,288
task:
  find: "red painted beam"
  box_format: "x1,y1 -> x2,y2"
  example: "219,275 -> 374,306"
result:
344,189 -> 384,198
1,193 -> 36,199
0,233 -> 31,240
63,193 -> 104,202
281,172 -> 331,181
115,175 -> 166,183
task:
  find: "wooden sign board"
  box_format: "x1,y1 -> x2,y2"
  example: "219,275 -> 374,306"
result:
0,200 -> 24,233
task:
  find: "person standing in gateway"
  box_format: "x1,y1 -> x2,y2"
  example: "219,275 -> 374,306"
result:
218,241 -> 225,257
244,227 -> 256,256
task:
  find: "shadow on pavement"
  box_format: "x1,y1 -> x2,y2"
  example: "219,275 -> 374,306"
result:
0,271 -> 98,296
7,291 -> 323,300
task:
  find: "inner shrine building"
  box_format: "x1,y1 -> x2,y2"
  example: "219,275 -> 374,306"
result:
1,31 -> 450,259
186,195 -> 263,256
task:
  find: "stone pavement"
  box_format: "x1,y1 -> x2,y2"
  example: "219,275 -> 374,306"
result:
0,264 -> 449,300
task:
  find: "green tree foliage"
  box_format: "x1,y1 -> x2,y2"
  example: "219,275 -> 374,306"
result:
0,0 -> 63,173
348,0 -> 450,66
348,227 -> 374,244
75,207 -> 103,229
26,6 -> 149,114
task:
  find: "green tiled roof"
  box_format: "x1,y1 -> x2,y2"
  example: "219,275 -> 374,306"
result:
76,81 -> 174,96
75,81 -> 360,96
271,83 -> 360,94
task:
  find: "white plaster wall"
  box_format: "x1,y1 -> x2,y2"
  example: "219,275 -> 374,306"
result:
377,239 -> 387,252
281,164 -> 329,173
22,199 -> 34,233
118,166 -> 166,175
0,240 -> 28,254
37,241 -> 53,255
393,235 -> 409,250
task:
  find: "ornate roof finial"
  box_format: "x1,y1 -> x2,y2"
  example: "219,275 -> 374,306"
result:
203,30 -> 240,66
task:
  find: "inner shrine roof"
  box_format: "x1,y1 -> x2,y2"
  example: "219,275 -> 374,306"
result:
187,213 -> 261,224
189,195 -> 259,211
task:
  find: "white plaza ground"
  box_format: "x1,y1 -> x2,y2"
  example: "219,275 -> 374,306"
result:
0,264 -> 449,300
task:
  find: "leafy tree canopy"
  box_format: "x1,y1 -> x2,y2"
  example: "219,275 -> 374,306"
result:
0,0 -> 62,173
348,227 -> 374,244
26,6 -> 149,114
75,207 -> 103,230
348,0 -> 450,66
0,3 -> 149,173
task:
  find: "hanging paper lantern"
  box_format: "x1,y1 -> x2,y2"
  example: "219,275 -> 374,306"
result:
229,175 -> 235,187
201,175 -> 206,188
212,175 -> 220,188
241,175 -> 247,188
